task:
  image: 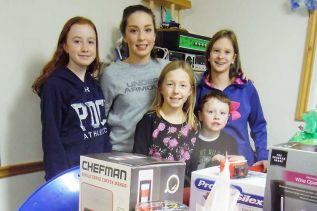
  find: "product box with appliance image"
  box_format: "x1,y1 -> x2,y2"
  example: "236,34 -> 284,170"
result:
190,166 -> 266,211
79,152 -> 185,211
263,142 -> 317,211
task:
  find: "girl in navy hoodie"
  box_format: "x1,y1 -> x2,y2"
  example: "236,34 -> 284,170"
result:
196,30 -> 268,171
32,17 -> 111,181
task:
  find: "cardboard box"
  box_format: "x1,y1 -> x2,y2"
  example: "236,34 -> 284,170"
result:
263,142 -> 317,211
79,152 -> 185,211
190,167 -> 266,211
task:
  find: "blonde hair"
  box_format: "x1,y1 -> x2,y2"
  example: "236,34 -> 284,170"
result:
151,61 -> 198,129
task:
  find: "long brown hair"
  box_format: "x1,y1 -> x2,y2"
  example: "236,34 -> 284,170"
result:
32,16 -> 100,94
205,29 -> 243,81
151,61 -> 198,129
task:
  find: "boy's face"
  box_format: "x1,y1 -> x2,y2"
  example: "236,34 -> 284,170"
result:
198,98 -> 230,132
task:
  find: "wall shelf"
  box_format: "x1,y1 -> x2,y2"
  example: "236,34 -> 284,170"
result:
143,0 -> 192,10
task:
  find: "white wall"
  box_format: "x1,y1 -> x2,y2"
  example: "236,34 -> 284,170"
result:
0,0 -> 140,210
0,0 -> 315,210
182,0 -> 310,146
0,172 -> 45,210
0,0 -> 141,166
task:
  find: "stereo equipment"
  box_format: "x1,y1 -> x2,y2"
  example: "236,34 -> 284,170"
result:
157,49 -> 206,72
156,30 -> 210,55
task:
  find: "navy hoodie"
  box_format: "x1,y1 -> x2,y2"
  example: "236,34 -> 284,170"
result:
196,73 -> 268,165
40,67 -> 111,180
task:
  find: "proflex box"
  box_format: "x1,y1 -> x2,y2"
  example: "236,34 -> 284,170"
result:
79,152 -> 185,211
263,142 -> 317,211
190,167 -> 266,211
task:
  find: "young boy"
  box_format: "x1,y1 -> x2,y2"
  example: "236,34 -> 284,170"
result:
192,91 -> 241,170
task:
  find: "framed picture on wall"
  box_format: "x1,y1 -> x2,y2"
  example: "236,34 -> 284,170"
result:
296,10 -> 317,120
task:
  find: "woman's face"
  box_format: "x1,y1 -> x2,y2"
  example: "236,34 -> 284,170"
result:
209,37 -> 235,75
123,11 -> 156,64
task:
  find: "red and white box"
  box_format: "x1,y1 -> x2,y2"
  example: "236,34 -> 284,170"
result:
190,166 -> 266,211
79,152 -> 185,211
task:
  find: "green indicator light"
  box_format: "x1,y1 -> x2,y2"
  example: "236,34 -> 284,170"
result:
179,35 -> 209,52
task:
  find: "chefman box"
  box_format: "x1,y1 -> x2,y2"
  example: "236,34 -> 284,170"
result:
263,142 -> 317,211
79,152 -> 185,211
190,167 -> 266,211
